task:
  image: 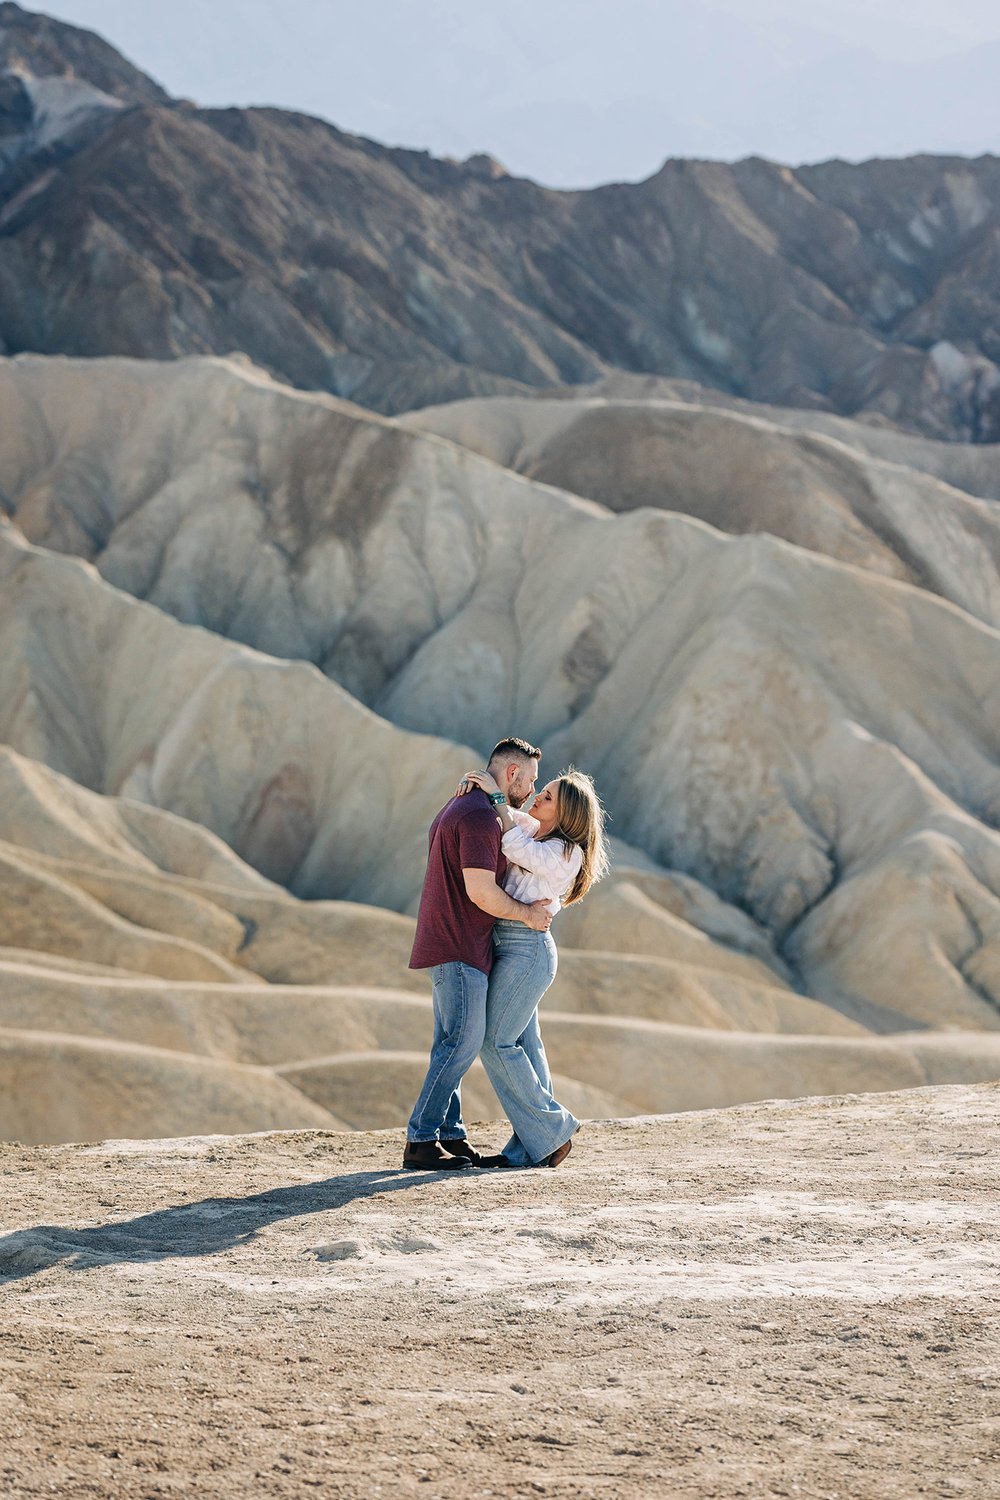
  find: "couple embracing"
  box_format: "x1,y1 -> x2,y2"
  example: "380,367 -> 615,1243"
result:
403,736 -> 608,1172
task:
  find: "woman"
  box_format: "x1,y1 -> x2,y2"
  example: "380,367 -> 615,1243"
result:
458,766 -> 609,1168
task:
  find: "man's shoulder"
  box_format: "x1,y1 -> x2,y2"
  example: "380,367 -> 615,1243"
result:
437,792 -> 497,830
431,798 -> 500,861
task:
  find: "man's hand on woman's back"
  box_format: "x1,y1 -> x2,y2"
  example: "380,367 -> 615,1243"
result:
463,869 -> 552,929
523,900 -> 554,931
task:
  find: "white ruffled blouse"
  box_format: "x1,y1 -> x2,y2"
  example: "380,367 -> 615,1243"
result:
500,808 -> 583,916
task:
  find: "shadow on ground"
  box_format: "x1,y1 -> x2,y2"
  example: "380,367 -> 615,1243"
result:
0,1168 -> 448,1283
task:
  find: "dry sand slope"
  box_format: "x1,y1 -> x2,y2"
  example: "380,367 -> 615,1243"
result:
403,395 -> 1000,625
533,372 -> 1000,502
3,739 -> 1000,1145
3,354 -> 1000,1036
2,354 -> 1000,1142
1,1085 -> 997,1500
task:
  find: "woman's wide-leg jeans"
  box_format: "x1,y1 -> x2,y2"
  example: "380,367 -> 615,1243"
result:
480,919 -> 579,1165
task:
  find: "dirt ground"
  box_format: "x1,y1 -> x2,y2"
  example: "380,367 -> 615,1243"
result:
1,1084 -> 998,1499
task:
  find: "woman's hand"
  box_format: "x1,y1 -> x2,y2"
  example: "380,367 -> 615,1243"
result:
461,774 -> 503,798
457,768 -> 515,830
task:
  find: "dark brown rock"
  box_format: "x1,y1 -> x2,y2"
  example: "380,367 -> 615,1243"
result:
1,5 -> 999,440
0,1 -> 168,105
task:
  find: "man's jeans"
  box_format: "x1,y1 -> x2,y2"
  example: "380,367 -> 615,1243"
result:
407,960 -> 488,1142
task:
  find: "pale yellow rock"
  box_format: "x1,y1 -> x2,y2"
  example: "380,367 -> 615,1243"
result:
0,743 -> 425,989
274,1052 -> 631,1133
0,842 -> 247,983
403,395 -> 1000,626
547,949 -> 864,1036
0,1028 -> 345,1146
538,370 -> 1000,501
0,745 -> 880,1144
537,1015 -> 1000,1114
557,869 -> 789,985
0,528 -> 473,910
2,356 -> 1000,1141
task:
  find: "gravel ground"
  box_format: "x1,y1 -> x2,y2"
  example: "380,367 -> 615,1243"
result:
1,1084 -> 998,1499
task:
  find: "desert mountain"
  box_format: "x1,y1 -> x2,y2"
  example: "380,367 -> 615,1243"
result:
0,1 -> 165,190
3,353 -> 1000,1052
3,371 -> 1000,1144
533,371 -> 1000,501
0,514 -> 471,909
2,707 -> 998,1138
2,7 -> 1000,1147
1,6 -> 1000,437
18,736 -> 993,1148
0,3 -> 166,106
403,395 -> 1000,626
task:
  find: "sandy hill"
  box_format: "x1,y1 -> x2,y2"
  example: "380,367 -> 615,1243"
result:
535,371 -> 1000,501
1,7 -> 1000,437
1,1085 -> 996,1497
14,735 -> 995,1147
3,354 -> 1000,1045
403,393 -> 1000,626
1,353 -> 1000,1141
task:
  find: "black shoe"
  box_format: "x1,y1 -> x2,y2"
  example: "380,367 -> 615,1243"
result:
402,1140 -> 471,1171
478,1153 -> 520,1168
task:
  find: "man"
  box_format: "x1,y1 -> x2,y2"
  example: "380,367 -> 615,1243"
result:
403,736 -> 551,1171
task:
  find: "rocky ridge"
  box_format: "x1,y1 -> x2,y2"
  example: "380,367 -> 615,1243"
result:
1,354 -> 1000,1145
0,7 -> 999,437
20,727 -> 980,1146
403,394 -> 1000,625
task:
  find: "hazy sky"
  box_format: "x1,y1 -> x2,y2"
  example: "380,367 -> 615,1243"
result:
35,1 -> 1000,186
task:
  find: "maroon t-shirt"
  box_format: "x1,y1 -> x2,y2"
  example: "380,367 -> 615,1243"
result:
408,789 -> 508,974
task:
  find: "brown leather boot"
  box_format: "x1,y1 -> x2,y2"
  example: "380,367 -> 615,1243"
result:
440,1138 -> 489,1166
546,1138 -> 574,1168
402,1139 -> 471,1171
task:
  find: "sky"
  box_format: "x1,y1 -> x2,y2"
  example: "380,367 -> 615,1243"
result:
33,0 -> 1000,187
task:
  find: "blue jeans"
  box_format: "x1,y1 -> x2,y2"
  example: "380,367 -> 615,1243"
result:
407,961 -> 488,1142
480,920 -> 580,1166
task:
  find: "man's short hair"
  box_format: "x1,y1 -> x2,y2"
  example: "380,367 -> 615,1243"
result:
488,736 -> 541,764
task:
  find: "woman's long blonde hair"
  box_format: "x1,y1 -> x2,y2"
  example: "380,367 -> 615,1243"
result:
543,767 -> 609,906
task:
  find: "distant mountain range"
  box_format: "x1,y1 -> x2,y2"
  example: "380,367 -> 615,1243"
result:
288,3 -> 1000,185
54,0 -> 1000,186
1,2 -> 999,439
